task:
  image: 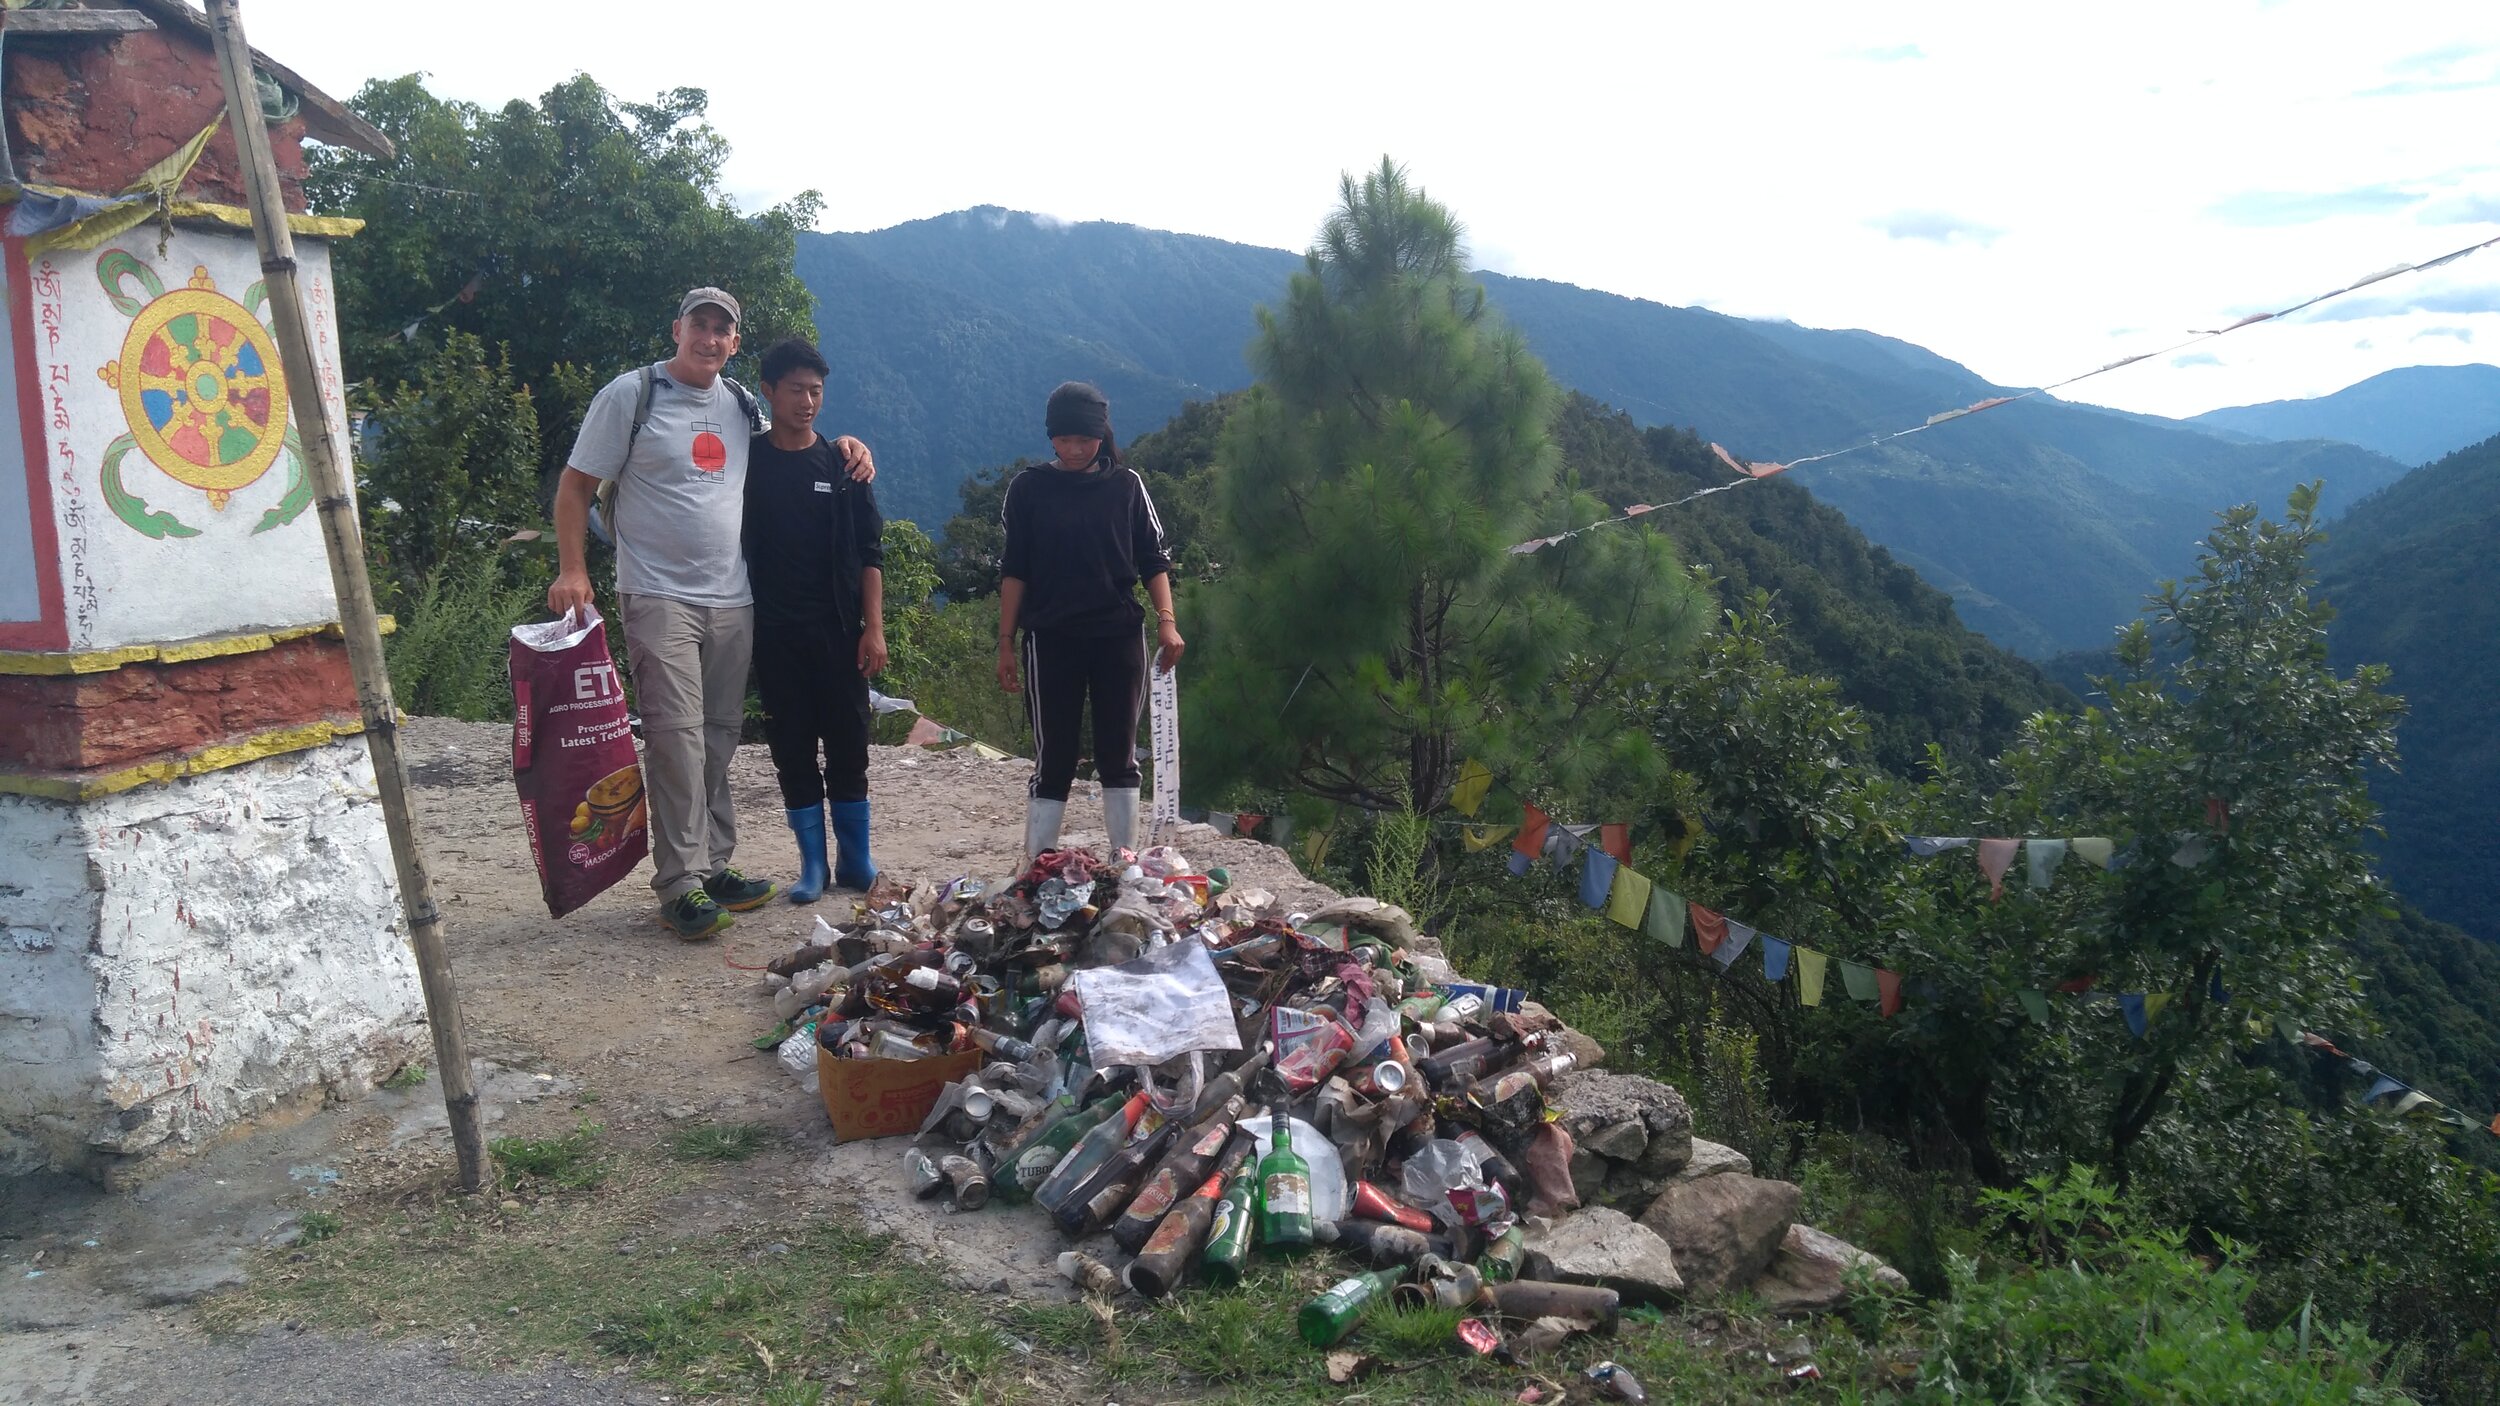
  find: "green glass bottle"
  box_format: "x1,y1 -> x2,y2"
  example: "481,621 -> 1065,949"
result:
1298,1265 -> 1408,1346
1197,1145 -> 1260,1285
1257,1104 -> 1314,1250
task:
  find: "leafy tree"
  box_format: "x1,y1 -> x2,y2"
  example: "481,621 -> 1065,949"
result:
308,75 -> 820,487
357,331 -> 541,609
1190,160 -> 1706,815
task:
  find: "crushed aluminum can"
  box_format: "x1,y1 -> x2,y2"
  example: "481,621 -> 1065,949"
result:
1456,1318 -> 1506,1358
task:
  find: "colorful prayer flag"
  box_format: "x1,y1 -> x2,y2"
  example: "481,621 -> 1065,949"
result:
1451,760 -> 1493,818
1797,949 -> 1828,1006
2026,838 -> 2068,889
1513,804 -> 1550,859
1506,850 -> 1533,878
1905,836 -> 1972,857
1876,968 -> 1903,1017
1303,828 -> 1333,867
1209,810 -> 1236,834
1235,813 -> 1264,837
1645,886 -> 1686,947
1580,850 -> 1619,911
904,716 -> 944,747
1670,814 -> 1704,862
1976,838 -> 2019,900
1606,866 -> 1652,930
2142,991 -> 2171,1023
1689,903 -> 1728,956
1461,823 -> 1514,853
2121,993 -> 2149,1039
1600,823 -> 1631,863
2362,1075 -> 2407,1104
2070,836 -> 2115,869
2019,989 -> 2052,1024
1760,936 -> 1791,982
1839,960 -> 1879,1003
1715,920 -> 1756,970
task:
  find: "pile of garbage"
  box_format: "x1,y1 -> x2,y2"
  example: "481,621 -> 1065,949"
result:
753,841 -> 1647,1383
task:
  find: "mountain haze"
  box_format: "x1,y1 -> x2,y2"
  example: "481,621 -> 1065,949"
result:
2187,363 -> 2500,467
798,209 -> 2414,657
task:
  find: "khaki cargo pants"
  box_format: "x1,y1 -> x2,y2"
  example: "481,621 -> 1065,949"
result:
620,594 -> 754,904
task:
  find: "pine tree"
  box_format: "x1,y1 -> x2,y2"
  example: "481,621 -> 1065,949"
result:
1189,160 -> 1706,815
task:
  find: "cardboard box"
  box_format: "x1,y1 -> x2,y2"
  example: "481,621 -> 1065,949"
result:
817,1044 -> 984,1142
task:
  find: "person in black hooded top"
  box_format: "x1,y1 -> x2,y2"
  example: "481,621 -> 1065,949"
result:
995,382 -> 1184,858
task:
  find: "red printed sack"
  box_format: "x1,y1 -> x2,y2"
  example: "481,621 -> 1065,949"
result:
510,606 -> 648,916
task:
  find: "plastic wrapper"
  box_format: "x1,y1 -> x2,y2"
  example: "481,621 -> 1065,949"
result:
1523,1121 -> 1580,1216
1065,939 -> 1242,1068
1271,1005 -> 1357,1091
1403,1137 -> 1513,1229
777,1025 -> 821,1094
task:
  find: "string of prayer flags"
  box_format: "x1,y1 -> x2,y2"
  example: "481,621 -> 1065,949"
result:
2027,838 -> 2068,890
1580,849 -> 1620,911
1690,902 -> 1729,956
1839,960 -> 1879,1003
1451,760 -> 1493,818
1502,230 -> 2500,557
1797,949 -> 1829,1006
1714,919 -> 1757,970
1760,936 -> 1792,982
1977,838 -> 2020,900
1600,823 -> 1632,863
1514,804 -> 1551,859
1606,864 -> 1654,930
1645,885 -> 1686,947
1461,823 -> 1514,853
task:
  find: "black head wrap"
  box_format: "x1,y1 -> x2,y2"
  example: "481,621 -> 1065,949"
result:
1045,381 -> 1113,440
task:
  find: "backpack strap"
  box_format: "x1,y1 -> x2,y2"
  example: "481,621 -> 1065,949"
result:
592,365 -> 660,547
721,374 -> 770,434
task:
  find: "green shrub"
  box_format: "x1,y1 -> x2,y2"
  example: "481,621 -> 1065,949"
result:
489,1119 -> 608,1192
385,556 -> 542,721
1917,1166 -> 2410,1403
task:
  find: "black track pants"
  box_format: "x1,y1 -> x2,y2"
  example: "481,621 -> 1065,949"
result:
1022,627 -> 1145,801
753,613 -> 872,809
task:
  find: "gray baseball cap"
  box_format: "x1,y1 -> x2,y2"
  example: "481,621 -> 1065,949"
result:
677,286 -> 741,324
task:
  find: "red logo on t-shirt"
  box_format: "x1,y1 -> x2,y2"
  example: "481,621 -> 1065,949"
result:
691,423 -> 728,474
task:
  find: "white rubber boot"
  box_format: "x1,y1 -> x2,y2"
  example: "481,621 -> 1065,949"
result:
1024,796 -> 1068,862
1103,788 -> 1141,856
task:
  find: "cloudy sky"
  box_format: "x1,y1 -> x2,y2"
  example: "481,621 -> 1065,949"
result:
252,0 -> 2497,419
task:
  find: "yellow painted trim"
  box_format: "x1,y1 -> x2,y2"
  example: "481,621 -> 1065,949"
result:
165,201 -> 364,239
0,616 -> 395,676
0,718 -> 368,801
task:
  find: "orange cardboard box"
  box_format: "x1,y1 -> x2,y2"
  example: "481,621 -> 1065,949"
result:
817,1044 -> 984,1142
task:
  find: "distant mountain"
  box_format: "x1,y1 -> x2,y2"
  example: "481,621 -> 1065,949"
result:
2187,364 -> 2500,467
2312,430 -> 2500,944
797,209 -> 2414,656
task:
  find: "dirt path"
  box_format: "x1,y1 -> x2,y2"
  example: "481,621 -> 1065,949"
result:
3,720 -> 1337,1405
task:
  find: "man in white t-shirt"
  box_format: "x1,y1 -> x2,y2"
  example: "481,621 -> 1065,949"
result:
548,287 -> 871,940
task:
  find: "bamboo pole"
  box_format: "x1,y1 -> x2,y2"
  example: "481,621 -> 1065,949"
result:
203,0 -> 486,1193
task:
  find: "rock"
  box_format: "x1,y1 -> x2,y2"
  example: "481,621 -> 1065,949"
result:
1750,1223 -> 1910,1314
1551,1071 -> 1692,1176
1521,1206 -> 1683,1304
1675,1138 -> 1751,1181
1581,1118 -> 1649,1162
1637,1173 -> 1802,1297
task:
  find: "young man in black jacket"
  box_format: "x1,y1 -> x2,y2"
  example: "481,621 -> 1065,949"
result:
743,338 -> 887,900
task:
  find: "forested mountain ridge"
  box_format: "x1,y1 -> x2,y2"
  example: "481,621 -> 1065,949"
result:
2312,430 -> 2500,947
2188,364 -> 2500,467
799,209 -> 2413,658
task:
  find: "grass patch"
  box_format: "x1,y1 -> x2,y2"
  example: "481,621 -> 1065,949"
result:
205,1132 -> 1932,1404
488,1119 -> 608,1192
666,1121 -> 773,1163
296,1210 -> 343,1243
381,1064 -> 429,1091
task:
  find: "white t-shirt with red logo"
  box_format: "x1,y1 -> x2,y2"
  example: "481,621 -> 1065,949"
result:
569,362 -> 754,608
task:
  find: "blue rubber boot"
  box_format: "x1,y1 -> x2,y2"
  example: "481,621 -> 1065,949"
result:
828,799 -> 878,891
784,804 -> 829,904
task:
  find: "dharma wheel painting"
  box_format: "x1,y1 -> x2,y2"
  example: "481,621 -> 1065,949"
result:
93,252 -> 309,539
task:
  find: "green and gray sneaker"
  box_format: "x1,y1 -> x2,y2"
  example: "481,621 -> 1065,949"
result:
660,889 -> 733,942
703,865 -> 778,912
